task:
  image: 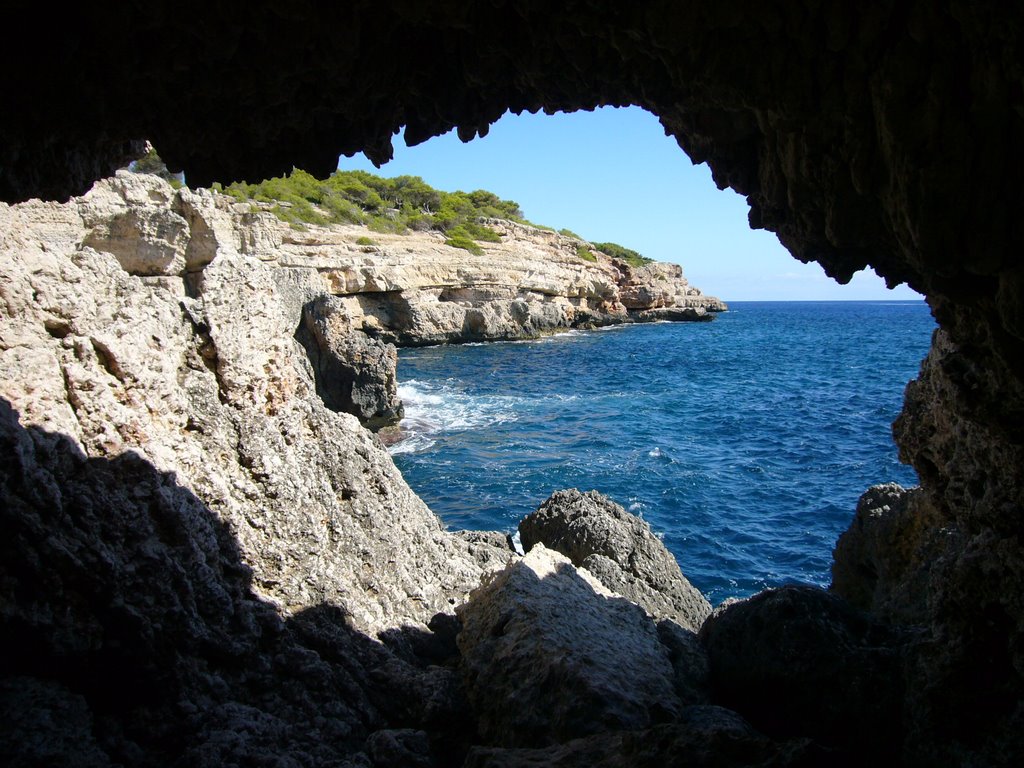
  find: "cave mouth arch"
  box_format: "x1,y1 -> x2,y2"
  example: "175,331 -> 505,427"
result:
3,3 -> 1024,762
338,105 -> 922,302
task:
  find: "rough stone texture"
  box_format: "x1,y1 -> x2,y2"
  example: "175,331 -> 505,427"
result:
3,3 -> 1024,764
452,530 -> 518,573
831,483 -> 954,626
49,172 -> 726,347
630,306 -> 713,323
462,707 -> 822,768
890,327 -> 1024,764
0,175 -> 516,764
519,489 -> 711,632
299,295 -> 404,430
455,545 -> 690,748
274,218 -> 723,346
698,586 -> 908,762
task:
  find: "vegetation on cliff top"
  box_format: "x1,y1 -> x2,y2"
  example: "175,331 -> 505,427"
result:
214,168 -> 524,249
128,151 -> 653,265
129,146 -> 185,189
591,242 -> 651,268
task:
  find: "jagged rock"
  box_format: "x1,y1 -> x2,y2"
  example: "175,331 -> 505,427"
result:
455,545 -> 687,748
2,7 -> 1024,766
462,706 -> 822,768
0,171 -> 536,633
3,4 -> 1024,765
0,173 -> 519,764
367,658 -> 468,732
365,729 -> 433,768
300,294 -> 403,430
452,529 -> 518,572
519,489 -> 711,632
80,173 -> 192,278
0,398 -> 399,766
656,619 -> 711,706
629,306 -> 713,322
0,678 -> 110,768
831,483 -> 952,625
698,586 -> 907,760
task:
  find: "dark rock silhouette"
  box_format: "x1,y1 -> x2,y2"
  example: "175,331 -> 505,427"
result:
0,398 -> 462,765
699,586 -> 909,762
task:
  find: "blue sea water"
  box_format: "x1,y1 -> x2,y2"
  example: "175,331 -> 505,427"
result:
389,301 -> 936,602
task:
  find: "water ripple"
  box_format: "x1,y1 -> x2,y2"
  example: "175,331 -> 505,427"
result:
391,301 -> 935,602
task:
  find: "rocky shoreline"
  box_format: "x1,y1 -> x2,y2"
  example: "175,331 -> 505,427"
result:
16,172 -> 723,434
0,171 -> 951,765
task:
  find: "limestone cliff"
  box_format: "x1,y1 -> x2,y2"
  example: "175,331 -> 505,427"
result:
7,171 -> 721,433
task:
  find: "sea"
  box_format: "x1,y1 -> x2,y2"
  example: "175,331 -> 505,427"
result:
388,301 -> 936,603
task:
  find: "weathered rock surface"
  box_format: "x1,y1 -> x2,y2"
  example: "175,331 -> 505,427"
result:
699,586 -> 908,761
519,489 -> 711,632
462,707 -> 821,768
456,545 -> 697,748
299,294 -> 404,430
831,483 -> 953,626
274,217 -> 724,346
0,174 -> 521,764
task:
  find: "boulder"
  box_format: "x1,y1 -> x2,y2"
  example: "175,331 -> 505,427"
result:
79,172 -> 190,276
299,294 -> 403,430
629,306 -> 712,323
519,489 -> 711,632
831,483 -> 951,625
698,586 -> 907,759
455,545 -> 687,748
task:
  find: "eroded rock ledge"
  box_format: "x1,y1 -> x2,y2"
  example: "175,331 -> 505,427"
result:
13,171 -> 723,432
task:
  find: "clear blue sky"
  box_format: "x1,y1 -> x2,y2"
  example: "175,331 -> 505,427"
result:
338,106 -> 921,302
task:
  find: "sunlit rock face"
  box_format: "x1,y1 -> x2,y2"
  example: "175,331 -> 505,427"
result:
3,1 -> 1024,764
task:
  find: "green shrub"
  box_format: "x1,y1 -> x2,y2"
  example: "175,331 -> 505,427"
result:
368,215 -> 407,234
593,241 -> 652,268
355,236 -> 377,246
129,146 -> 186,187
320,194 -> 365,224
459,221 -> 502,243
576,245 -> 597,262
445,234 -> 484,255
559,228 -> 582,239
212,168 -> 582,252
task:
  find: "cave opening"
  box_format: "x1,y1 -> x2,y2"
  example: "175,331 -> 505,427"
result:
4,4 -> 1022,761
333,106 -> 935,601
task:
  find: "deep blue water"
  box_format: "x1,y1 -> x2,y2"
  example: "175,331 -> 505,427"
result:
389,301 -> 936,602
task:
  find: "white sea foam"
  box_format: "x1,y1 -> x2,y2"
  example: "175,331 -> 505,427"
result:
388,380 -> 520,456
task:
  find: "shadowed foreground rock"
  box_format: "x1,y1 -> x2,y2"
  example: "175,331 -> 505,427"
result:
462,707 -> 822,768
456,545 -> 701,748
520,489 -> 711,632
699,586 -> 908,761
831,483 -> 952,626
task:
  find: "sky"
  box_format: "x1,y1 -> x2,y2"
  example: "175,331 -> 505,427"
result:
337,106 -> 921,302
